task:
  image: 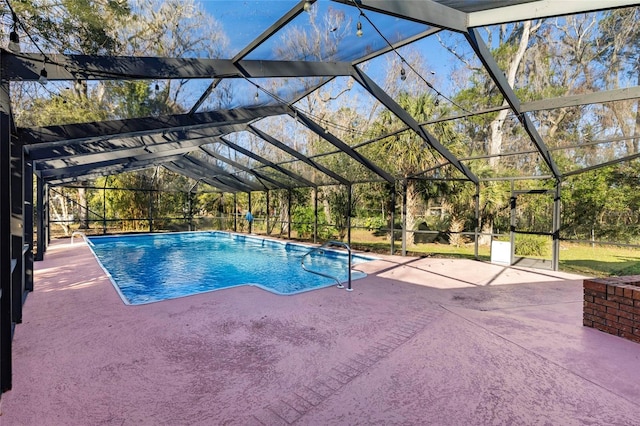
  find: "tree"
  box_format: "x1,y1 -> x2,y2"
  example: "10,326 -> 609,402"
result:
597,8 -> 640,154
366,93 -> 466,246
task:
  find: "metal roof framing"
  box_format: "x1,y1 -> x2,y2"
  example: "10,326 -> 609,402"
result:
247,125 -> 351,186
219,136 -> 317,188
189,0 -> 316,114
5,53 -> 355,82
7,0 -> 638,192
291,107 -> 396,183
199,145 -> 291,190
465,28 -> 561,179
172,155 -> 264,192
350,66 -> 479,184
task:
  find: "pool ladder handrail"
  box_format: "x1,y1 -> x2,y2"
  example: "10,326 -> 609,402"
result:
71,231 -> 88,244
301,241 -> 353,291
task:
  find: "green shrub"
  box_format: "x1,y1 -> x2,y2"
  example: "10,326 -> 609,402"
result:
515,234 -> 550,257
353,216 -> 386,230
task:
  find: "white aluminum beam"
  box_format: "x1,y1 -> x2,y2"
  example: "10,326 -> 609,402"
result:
468,0 -> 640,27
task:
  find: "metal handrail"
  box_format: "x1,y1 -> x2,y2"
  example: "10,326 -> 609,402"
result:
301,241 -> 353,291
71,231 -> 88,244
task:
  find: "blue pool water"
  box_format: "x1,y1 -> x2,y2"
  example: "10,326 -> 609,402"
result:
87,231 -> 374,305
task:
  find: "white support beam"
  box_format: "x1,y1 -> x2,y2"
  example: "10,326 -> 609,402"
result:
468,0 -> 640,27
522,85 -> 640,112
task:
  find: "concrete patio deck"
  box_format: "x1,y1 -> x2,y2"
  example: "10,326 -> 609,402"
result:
1,238 -> 639,425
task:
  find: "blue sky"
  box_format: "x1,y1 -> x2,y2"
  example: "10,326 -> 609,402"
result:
198,0 -> 298,54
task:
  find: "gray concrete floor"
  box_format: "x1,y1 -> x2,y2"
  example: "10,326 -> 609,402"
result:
1,238 -> 639,425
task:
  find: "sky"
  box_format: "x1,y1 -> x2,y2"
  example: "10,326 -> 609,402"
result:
199,0 -> 299,55
189,0 -> 463,113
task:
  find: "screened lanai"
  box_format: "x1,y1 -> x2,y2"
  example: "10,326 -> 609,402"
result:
2,0 -> 640,395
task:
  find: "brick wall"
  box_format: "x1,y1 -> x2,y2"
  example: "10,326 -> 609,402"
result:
583,276 -> 640,343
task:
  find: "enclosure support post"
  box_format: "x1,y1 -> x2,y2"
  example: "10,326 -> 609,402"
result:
509,180 -> 516,266
347,184 -> 352,247
401,179 -> 407,256
148,189 -> 153,233
10,109 -> 23,326
552,179 -> 561,271
23,154 -> 33,292
266,190 -> 270,236
102,178 -> 107,234
313,189 -> 318,244
45,183 -> 50,246
474,182 -> 480,260
247,191 -> 252,234
35,176 -> 45,261
233,193 -> 237,232
188,191 -> 193,232
0,72 -> 13,392
390,183 -> 395,255
288,189 -> 293,240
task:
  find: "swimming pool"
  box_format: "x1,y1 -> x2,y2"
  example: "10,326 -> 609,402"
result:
87,231 -> 374,305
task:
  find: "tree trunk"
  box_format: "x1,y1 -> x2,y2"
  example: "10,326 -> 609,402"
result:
405,179 -> 421,246
50,194 -> 70,236
448,217 -> 466,247
488,21 -> 535,167
278,192 -> 289,236
78,182 -> 90,229
478,219 -> 493,246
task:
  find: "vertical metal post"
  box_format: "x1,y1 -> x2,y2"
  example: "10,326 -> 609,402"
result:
347,247 -> 352,291
390,183 -> 395,255
247,191 -> 252,234
313,188 -> 318,243
10,111 -> 23,325
552,179 -> 561,271
233,193 -> 237,232
474,182 -> 480,260
36,176 -> 45,261
23,155 -> 33,292
45,183 -> 50,246
265,190 -> 270,235
188,191 -> 193,232
347,184 -> 352,246
148,189 -> 153,233
0,66 -> 13,392
102,177 -> 107,234
401,179 -> 407,256
510,180 -> 516,266
288,189 -> 292,240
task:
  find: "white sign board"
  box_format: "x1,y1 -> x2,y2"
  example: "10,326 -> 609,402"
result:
491,241 -> 512,266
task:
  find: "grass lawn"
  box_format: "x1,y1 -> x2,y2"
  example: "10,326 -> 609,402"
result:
348,229 -> 640,278
558,242 -> 640,277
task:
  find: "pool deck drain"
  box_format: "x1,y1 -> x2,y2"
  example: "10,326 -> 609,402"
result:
252,310 -> 441,425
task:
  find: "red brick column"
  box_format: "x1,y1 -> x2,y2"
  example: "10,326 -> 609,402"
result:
583,277 -> 640,343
